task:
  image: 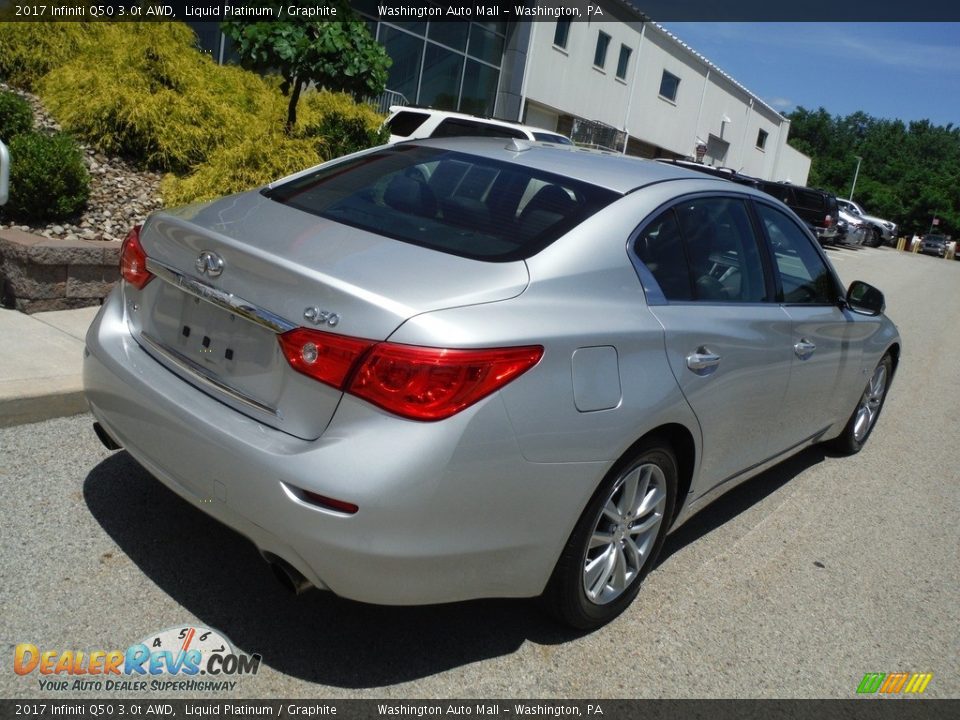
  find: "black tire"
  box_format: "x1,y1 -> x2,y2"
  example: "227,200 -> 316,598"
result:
543,440 -> 677,630
867,226 -> 883,248
829,354 -> 893,455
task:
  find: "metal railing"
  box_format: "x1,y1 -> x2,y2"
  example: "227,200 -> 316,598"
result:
570,118 -> 626,154
369,89 -> 409,115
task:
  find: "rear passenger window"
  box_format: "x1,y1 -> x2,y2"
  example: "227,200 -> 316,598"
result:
635,210 -> 692,301
675,198 -> 768,302
636,198 -> 768,303
387,111 -> 431,138
757,204 -> 838,304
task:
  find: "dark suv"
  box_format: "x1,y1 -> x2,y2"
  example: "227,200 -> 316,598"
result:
656,160 -> 842,245
758,181 -> 841,245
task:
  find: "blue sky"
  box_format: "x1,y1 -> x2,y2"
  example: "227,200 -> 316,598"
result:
659,23 -> 960,127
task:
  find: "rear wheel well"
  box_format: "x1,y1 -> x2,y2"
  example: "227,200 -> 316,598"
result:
620,424 -> 695,527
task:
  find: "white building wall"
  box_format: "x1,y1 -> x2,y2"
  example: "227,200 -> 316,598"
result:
625,26 -> 704,155
518,8 -> 810,185
521,18 -> 641,133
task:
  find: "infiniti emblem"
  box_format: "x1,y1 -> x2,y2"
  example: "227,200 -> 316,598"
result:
196,250 -> 224,278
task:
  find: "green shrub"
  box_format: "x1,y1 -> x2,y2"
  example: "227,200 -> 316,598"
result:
299,90 -> 390,159
5,132 -> 90,221
0,91 -> 33,140
0,22 -> 106,90
39,22 -> 287,172
161,131 -> 325,206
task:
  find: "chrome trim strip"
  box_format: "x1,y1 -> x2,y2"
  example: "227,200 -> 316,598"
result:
146,259 -> 297,334
671,426 -> 829,531
139,331 -> 279,418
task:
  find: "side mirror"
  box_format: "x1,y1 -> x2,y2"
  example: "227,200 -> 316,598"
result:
0,140 -> 9,206
845,280 -> 885,316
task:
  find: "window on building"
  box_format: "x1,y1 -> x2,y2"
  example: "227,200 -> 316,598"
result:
616,45 -> 632,80
756,129 -> 768,150
380,26 -> 425,103
554,19 -> 571,49
594,31 -> 611,68
659,70 -> 680,102
419,44 -> 465,111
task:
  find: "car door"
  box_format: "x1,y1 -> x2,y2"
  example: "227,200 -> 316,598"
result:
634,195 -> 794,493
754,201 -> 861,451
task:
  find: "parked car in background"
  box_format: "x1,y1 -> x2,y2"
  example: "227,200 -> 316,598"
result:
655,161 -> 842,246
757,181 -> 842,246
386,106 -> 574,145
84,140 -> 900,630
837,199 -> 897,247
838,206 -> 870,245
920,234 -> 948,257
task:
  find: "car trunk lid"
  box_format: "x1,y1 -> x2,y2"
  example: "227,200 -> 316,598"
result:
128,191 -> 529,440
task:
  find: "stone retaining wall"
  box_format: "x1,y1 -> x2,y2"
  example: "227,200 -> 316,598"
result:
0,228 -> 121,313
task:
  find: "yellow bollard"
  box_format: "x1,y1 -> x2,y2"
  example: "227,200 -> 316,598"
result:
896,236 -> 906,251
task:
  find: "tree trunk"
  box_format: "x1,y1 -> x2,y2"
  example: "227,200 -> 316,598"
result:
286,77 -> 305,135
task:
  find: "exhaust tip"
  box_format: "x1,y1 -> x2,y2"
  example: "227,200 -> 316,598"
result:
264,554 -> 313,595
93,422 -> 122,451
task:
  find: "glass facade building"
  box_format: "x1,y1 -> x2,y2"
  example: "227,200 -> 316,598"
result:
353,1 -> 509,116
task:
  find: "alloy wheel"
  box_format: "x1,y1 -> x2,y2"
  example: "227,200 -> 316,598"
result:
582,462 -> 667,605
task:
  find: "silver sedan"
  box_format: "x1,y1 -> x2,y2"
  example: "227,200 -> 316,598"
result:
84,138 -> 900,628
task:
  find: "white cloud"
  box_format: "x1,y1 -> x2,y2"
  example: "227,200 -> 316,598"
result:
768,97 -> 794,110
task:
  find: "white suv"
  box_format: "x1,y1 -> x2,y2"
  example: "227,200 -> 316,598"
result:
385,106 -> 574,146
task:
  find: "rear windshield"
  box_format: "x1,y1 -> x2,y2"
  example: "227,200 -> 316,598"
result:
387,111 -> 431,138
263,145 -> 619,262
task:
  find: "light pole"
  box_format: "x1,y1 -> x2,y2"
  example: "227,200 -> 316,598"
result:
849,155 -> 862,201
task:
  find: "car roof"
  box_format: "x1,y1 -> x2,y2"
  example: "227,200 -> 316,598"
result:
388,106 -> 566,138
399,136 -> 734,194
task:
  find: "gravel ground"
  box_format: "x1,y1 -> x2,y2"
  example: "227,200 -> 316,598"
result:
0,82 -> 163,243
0,246 -> 957,700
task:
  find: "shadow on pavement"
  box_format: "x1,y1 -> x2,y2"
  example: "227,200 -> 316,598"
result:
658,445 -> 827,565
84,444 -> 826,687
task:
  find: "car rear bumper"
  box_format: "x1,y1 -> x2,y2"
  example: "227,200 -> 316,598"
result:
83,288 -> 602,605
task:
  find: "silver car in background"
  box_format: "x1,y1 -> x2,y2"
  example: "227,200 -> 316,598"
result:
84,138 -> 900,628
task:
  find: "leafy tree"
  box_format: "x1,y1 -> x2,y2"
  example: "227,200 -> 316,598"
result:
222,2 -> 391,133
787,106 -> 960,236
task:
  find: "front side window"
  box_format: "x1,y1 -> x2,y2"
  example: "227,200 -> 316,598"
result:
594,31 -> 611,68
264,146 -> 619,262
756,203 -> 838,304
659,70 -> 680,102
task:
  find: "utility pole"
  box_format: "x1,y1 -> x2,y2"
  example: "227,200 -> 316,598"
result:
849,155 -> 862,201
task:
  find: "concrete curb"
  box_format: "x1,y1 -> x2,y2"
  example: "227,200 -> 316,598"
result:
0,305 -> 100,427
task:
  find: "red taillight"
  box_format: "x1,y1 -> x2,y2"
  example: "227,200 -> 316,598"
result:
824,214 -> 834,228
278,328 -> 543,421
277,328 -> 375,389
120,225 -> 153,289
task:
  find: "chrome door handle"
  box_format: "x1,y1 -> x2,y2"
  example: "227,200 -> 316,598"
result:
686,348 -> 722,373
794,339 -> 817,359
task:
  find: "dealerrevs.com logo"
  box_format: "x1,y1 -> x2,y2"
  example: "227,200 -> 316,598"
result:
14,626 -> 261,693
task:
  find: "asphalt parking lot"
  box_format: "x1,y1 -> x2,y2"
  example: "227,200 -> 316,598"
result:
1,245 -> 957,700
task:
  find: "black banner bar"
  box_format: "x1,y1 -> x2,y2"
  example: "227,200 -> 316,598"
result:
1,699 -> 959,720
2,1 -> 960,23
